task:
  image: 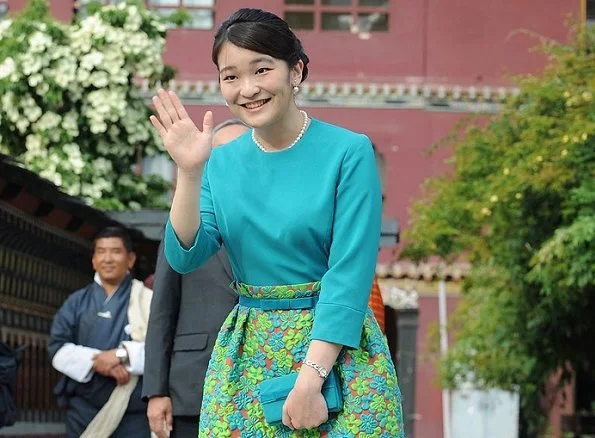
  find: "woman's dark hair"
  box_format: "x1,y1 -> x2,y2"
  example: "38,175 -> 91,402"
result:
92,226 -> 134,254
212,8 -> 310,83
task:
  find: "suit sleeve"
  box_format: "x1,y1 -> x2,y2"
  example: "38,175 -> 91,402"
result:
142,241 -> 182,400
310,135 -> 382,349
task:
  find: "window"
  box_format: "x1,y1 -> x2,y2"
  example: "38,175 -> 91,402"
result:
285,12 -> 315,30
75,0 -> 214,30
587,0 -> 595,27
284,0 -> 389,33
147,0 -> 214,29
75,1 -> 140,18
0,2 -> 8,20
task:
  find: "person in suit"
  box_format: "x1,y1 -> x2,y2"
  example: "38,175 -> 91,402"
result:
142,119 -> 248,438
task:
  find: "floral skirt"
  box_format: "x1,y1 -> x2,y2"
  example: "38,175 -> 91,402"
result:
198,282 -> 405,437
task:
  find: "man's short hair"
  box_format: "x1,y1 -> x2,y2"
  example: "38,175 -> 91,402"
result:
213,118 -> 249,135
91,226 -> 134,253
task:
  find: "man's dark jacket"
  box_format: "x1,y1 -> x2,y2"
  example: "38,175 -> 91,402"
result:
142,244 -> 237,415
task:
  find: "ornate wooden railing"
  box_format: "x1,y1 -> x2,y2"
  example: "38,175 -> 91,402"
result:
0,201 -> 93,424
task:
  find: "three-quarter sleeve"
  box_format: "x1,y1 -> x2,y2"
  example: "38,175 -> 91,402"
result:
164,160 -> 222,274
310,135 -> 382,349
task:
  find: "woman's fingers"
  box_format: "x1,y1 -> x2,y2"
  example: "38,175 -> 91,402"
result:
152,95 -> 173,129
158,89 -> 180,123
282,406 -> 294,430
202,111 -> 214,136
169,90 -> 190,120
149,115 -> 166,139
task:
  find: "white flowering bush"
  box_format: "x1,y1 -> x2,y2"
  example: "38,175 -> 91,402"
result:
0,0 -> 173,211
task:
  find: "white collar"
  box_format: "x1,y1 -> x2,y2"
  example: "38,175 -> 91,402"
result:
93,271 -> 130,287
94,271 -> 130,305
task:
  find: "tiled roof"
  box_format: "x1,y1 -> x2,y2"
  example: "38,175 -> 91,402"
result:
376,261 -> 471,282
138,79 -> 519,111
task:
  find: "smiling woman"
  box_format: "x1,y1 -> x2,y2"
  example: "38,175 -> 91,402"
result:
212,12 -> 310,151
150,7 -> 405,437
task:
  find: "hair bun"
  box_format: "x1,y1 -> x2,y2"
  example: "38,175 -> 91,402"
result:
213,8 -> 311,83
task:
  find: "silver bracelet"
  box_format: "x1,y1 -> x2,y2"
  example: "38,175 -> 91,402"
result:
303,359 -> 329,379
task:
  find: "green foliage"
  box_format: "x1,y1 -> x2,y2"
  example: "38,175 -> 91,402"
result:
403,27 -> 595,433
0,0 -> 173,211
167,8 -> 192,28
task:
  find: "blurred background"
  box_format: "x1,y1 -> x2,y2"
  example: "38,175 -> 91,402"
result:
0,1 -> 593,437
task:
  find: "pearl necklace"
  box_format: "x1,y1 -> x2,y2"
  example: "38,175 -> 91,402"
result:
252,110 -> 309,153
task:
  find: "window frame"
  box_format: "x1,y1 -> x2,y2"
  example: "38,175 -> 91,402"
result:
146,0 -> 215,30
0,0 -> 8,20
284,0 -> 390,33
77,0 -> 216,30
586,0 -> 595,27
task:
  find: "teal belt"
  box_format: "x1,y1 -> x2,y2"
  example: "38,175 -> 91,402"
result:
238,295 -> 319,311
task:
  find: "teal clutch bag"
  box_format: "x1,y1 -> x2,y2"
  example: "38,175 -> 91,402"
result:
258,368 -> 343,426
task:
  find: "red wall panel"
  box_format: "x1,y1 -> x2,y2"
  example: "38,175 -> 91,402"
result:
425,0 -> 578,84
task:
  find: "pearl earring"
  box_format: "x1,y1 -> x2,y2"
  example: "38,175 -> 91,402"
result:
293,85 -> 299,95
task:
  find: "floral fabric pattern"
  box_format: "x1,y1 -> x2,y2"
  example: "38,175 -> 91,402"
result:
199,282 -> 405,437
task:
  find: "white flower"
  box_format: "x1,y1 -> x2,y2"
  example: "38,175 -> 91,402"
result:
36,82 -> 50,96
53,58 -> 78,88
25,134 -> 43,151
0,58 -> 16,80
35,112 -> 62,131
26,104 -> 43,122
20,55 -> 43,76
28,74 -> 43,87
1,91 -> 14,107
77,67 -> 91,84
16,118 -> 30,133
95,177 -> 113,192
94,157 -> 113,174
0,20 -> 12,37
29,32 -> 53,53
90,71 -> 109,88
119,174 -> 135,187
90,121 -> 108,133
125,7 -> 142,31
40,166 -> 62,186
64,143 -> 85,175
78,15 -> 107,39
80,51 -> 104,70
81,182 -> 102,199
62,112 -> 79,136
65,181 -> 81,196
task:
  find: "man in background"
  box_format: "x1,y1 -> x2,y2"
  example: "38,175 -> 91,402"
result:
49,227 -> 152,437
143,119 -> 248,438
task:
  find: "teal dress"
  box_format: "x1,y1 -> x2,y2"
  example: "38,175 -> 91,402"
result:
165,119 -> 404,437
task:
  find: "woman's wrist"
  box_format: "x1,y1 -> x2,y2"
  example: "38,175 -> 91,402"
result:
177,165 -> 203,182
295,364 -> 325,392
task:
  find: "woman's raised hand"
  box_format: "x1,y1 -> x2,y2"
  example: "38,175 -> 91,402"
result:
150,89 -> 213,173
